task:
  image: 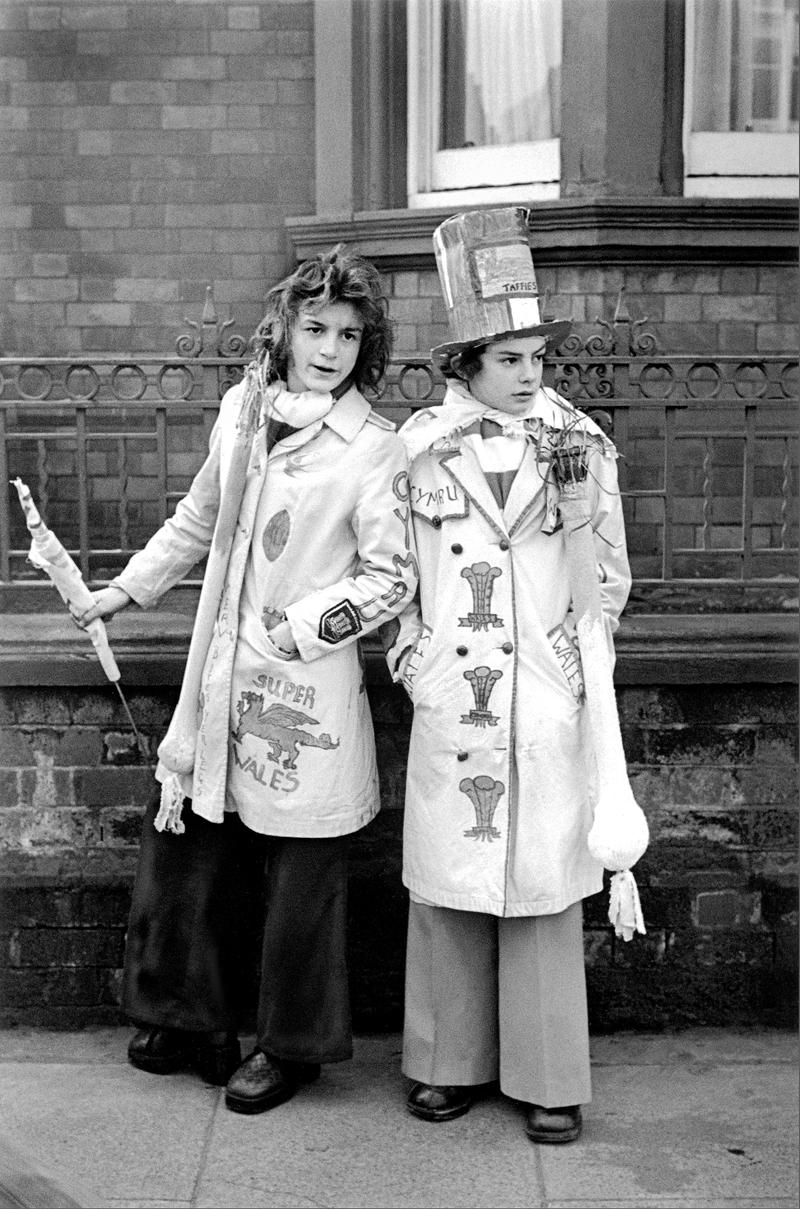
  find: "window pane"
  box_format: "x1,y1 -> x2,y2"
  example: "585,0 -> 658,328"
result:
693,0 -> 798,132
438,0 -> 561,150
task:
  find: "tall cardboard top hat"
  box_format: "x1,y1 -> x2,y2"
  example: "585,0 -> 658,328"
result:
431,207 -> 571,373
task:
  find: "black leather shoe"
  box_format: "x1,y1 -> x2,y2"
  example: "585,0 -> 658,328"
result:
525,1103 -> 582,1143
225,1049 -> 319,1115
406,1082 -> 473,1122
127,1027 -> 194,1075
194,1031 -> 242,1086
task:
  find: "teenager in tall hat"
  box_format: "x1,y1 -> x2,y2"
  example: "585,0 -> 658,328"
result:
384,207 -> 648,1143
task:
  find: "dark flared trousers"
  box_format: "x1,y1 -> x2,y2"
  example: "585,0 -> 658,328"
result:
121,799 -> 353,1064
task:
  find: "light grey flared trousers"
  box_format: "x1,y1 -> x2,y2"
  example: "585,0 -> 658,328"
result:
402,900 -> 592,1107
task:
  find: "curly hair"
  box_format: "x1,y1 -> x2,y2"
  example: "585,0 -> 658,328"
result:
252,245 -> 393,392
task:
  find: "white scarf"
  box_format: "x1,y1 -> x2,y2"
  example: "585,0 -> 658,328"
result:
254,360 -> 337,434
401,381 -> 604,464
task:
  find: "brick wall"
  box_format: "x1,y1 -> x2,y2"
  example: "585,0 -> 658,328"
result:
0,0 -> 314,355
1,681 -> 796,1030
384,264 -> 797,359
3,6 -> 795,361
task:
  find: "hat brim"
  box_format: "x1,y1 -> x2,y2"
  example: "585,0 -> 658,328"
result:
431,319 -> 572,371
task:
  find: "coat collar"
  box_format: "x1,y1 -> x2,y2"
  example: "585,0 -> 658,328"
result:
267,385 -> 371,456
437,431 -> 553,538
413,385 -> 559,536
323,385 -> 371,443
437,444 -> 508,537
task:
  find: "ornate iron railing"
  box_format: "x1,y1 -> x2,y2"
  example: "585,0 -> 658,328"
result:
1,288 -> 797,610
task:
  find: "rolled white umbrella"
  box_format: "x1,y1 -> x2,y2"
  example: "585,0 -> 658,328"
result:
12,476 -> 148,758
13,476 -> 120,680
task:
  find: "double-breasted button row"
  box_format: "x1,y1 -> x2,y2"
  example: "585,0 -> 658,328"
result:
457,642 -> 513,656
447,541 -> 509,553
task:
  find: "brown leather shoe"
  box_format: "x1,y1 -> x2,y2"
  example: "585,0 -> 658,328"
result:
406,1082 -> 473,1122
525,1103 -> 582,1143
127,1027 -> 195,1075
225,1049 -> 320,1115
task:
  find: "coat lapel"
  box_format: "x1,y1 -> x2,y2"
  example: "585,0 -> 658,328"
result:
439,445 -> 508,539
503,440 -> 551,535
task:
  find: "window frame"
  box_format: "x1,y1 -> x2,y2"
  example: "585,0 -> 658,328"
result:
683,0 -> 799,198
406,0 -> 561,209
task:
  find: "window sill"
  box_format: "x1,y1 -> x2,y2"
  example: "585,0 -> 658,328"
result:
409,182 -> 560,208
684,178 -> 799,200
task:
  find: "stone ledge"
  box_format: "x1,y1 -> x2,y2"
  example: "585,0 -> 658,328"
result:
286,199 -> 799,269
0,610 -> 796,686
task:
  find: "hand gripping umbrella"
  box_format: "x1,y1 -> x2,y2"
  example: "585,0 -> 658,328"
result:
12,477 -> 149,763
553,441 -> 648,941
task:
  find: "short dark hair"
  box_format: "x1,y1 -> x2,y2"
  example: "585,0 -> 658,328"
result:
440,343 -> 487,382
253,245 -> 393,392
440,332 -> 550,382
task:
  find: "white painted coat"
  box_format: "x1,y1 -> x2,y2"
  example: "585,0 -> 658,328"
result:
115,381 -> 417,837
386,386 -> 631,916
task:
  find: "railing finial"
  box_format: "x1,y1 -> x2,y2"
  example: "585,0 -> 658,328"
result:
177,284 -> 241,358
201,284 -> 217,327
540,287 -> 552,323
613,287 -> 631,324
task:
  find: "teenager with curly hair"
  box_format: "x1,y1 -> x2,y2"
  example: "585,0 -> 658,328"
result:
75,246 -> 417,1114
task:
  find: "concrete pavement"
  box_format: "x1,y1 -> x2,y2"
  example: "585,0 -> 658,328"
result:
0,1027 -> 796,1209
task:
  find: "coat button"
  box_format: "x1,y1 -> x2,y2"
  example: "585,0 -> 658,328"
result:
457,751 -> 468,762
501,641 -> 514,654
499,539 -> 509,551
456,645 -> 468,656
451,542 -> 463,554
431,515 -> 442,528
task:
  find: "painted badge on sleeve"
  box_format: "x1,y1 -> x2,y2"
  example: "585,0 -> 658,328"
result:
460,775 -> 505,842
319,600 -> 361,644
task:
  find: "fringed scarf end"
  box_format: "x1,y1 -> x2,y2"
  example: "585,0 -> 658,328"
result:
153,772 -> 186,835
608,869 -> 646,942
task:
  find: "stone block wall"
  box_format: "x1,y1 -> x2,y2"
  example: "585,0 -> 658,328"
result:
0,0 -> 314,355
383,263 -> 797,360
3,4 -> 796,360
0,680 -> 796,1031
